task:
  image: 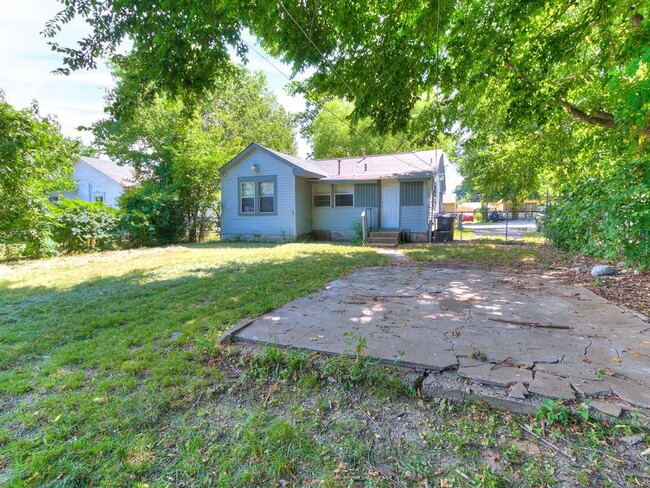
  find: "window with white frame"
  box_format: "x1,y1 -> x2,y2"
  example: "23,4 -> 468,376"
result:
334,184 -> 354,207
239,177 -> 277,215
259,181 -> 275,213
240,182 -> 256,213
312,183 -> 331,207
92,192 -> 106,203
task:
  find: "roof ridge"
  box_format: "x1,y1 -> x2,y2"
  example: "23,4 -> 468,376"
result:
311,148 -> 443,162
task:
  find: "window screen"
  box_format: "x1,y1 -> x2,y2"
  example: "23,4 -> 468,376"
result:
354,183 -> 379,207
313,183 -> 331,207
259,181 -> 275,213
400,181 -> 424,206
240,182 -> 256,213
334,184 -> 353,207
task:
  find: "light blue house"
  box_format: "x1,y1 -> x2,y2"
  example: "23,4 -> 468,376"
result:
219,143 -> 449,242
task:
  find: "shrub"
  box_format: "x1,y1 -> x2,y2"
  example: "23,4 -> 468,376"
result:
51,199 -> 120,253
119,183 -> 185,246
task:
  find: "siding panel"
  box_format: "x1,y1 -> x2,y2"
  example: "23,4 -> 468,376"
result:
72,162 -> 125,208
354,183 -> 379,207
294,177 -> 312,236
221,151 -> 297,239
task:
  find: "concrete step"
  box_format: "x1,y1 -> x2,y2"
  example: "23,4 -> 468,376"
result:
370,231 -> 400,239
369,236 -> 399,245
367,242 -> 397,248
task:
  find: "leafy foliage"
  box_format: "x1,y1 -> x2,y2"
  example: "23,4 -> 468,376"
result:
0,90 -> 80,257
118,183 -> 185,247
51,199 -> 120,253
95,64 -> 296,242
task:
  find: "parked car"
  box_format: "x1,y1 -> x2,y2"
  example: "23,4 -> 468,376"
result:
461,213 -> 474,222
535,206 -> 546,231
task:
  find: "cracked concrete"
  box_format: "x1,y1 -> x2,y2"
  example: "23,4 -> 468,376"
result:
222,265 -> 650,410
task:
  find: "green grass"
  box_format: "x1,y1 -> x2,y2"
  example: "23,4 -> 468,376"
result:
0,241 -> 646,486
0,242 -> 386,485
403,240 -> 547,266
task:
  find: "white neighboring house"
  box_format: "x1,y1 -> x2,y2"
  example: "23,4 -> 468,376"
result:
58,157 -> 135,208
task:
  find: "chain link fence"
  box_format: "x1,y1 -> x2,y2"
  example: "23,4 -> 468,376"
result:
442,208 -> 544,243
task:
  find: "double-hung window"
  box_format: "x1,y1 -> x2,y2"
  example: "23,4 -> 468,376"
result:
240,182 -> 256,213
313,183 -> 331,207
259,181 -> 275,213
334,184 -> 354,207
239,177 -> 277,215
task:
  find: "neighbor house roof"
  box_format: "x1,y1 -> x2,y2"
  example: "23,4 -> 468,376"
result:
221,143 -> 449,181
78,156 -> 135,186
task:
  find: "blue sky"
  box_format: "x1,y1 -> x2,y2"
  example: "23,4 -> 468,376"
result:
0,0 -> 310,154
0,0 -> 460,190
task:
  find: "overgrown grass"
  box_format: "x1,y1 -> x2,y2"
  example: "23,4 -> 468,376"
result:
0,242 -> 386,485
403,240 -> 548,266
0,242 -> 646,486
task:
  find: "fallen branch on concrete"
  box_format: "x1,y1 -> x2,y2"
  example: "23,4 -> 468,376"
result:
489,318 -> 572,330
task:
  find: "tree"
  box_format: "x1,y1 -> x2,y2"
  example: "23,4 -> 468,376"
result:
95,65 -> 296,242
0,90 -> 80,256
453,179 -> 481,204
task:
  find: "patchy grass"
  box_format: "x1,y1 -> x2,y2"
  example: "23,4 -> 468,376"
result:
1,241 -> 647,486
403,240 -> 550,267
0,242 -> 386,485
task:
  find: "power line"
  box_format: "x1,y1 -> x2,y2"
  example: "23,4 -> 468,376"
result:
240,38 -> 364,141
395,0 -> 442,154
279,2 -> 360,102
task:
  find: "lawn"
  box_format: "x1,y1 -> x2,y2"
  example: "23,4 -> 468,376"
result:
1,242 -> 647,486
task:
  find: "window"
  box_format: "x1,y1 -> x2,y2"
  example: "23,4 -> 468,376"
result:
354,183 -> 379,207
334,184 -> 354,207
400,181 -> 424,206
92,192 -> 106,203
240,182 -> 256,213
313,183 -> 331,207
259,181 -> 275,213
238,176 -> 277,215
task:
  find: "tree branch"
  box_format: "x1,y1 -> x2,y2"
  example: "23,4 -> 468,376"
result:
560,100 -> 618,129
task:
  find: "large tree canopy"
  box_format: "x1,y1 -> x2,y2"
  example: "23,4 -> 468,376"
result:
95,64 -> 296,242
46,0 -> 650,262
0,90 -> 80,256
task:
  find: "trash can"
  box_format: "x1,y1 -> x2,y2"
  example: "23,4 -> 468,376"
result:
434,215 -> 454,242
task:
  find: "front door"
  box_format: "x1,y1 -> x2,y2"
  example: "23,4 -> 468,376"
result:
381,179 -> 400,228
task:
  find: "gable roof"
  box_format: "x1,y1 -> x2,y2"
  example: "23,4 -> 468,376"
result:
219,143 -> 326,178
77,157 -> 135,186
221,143 -> 449,181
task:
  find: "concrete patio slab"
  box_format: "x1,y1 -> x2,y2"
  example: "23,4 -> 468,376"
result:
222,265 -> 650,409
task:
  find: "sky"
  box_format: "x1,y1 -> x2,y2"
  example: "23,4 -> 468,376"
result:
0,0 -> 461,190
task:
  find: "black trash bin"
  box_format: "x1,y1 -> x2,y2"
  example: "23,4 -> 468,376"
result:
434,215 -> 454,242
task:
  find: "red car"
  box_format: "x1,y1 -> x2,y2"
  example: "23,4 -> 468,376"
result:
461,213 -> 474,222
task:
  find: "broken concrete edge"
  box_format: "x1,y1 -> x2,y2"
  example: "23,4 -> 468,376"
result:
219,318 -> 258,345
223,336 -> 650,418
224,333 -> 455,371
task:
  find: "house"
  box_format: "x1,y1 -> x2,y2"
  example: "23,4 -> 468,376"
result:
219,143 -> 450,242
442,193 -> 457,213
56,157 -> 135,208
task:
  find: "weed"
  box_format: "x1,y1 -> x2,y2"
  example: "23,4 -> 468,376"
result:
469,347 -> 487,361
535,399 -> 571,426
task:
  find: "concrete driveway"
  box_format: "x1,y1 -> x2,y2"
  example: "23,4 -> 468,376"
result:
223,265 -> 650,411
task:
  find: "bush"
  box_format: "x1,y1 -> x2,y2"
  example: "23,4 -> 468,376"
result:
119,183 -> 185,246
51,199 -> 120,253
545,158 -> 650,266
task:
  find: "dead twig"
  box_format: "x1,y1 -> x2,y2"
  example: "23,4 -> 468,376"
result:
488,317 -> 572,330
520,425 -> 576,461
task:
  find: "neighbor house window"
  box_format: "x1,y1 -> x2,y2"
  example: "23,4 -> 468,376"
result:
400,181 -> 424,206
240,182 -> 256,213
92,192 -> 106,203
334,184 -> 354,207
313,183 -> 331,207
259,181 -> 275,213
238,176 -> 277,215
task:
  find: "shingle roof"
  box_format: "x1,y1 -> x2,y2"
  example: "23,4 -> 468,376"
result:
221,143 -> 450,180
312,150 -> 445,180
78,157 -> 135,186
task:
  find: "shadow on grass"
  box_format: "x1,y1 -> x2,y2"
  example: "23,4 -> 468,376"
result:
0,245 -> 386,484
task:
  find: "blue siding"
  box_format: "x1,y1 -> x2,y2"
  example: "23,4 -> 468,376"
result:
399,179 -> 429,232
294,177 -> 312,236
221,150 -> 296,239
313,206 -> 379,239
